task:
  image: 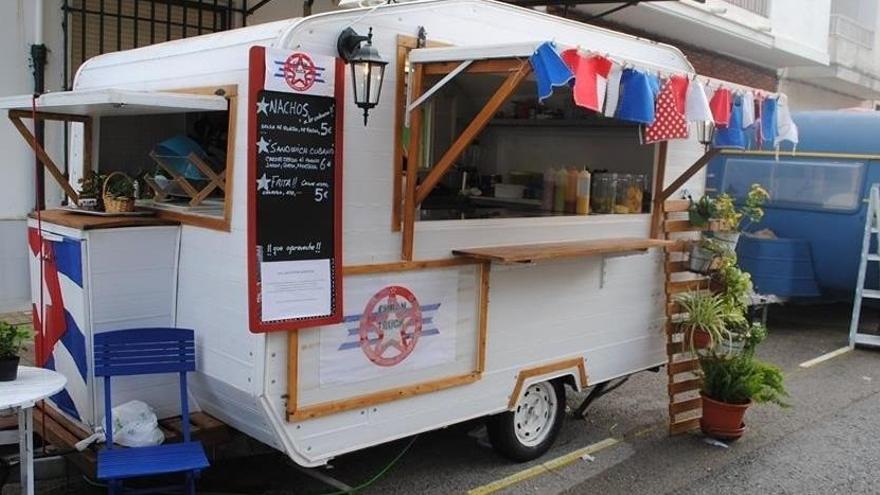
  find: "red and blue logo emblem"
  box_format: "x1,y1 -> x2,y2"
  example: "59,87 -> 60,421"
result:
274,52 -> 326,92
337,286 -> 442,367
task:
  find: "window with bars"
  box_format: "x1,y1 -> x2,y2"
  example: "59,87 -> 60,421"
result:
63,0 -> 255,88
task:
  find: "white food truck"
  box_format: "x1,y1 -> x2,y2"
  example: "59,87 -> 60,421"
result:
1,0 -> 754,467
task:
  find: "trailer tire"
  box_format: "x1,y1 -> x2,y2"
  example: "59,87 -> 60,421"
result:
486,380 -> 565,462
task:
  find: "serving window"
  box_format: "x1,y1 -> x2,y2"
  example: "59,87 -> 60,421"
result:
396,60 -> 657,234
417,72 -> 655,221
0,86 -> 234,230
97,105 -> 233,228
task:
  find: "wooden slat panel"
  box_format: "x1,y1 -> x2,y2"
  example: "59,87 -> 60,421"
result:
666,260 -> 691,273
669,397 -> 702,415
669,359 -> 700,375
669,378 -> 702,395
665,240 -> 691,253
668,301 -> 685,314
669,417 -> 701,435
663,199 -> 690,212
667,342 -> 694,357
664,219 -> 701,233
666,278 -> 709,295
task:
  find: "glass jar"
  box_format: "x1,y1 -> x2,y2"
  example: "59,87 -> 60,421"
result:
613,174 -> 632,214
631,173 -> 648,213
590,173 -> 615,214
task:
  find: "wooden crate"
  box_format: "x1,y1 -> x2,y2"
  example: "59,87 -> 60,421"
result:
32,402 -> 231,477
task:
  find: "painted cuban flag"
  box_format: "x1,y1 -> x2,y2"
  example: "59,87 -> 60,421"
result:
29,228 -> 89,423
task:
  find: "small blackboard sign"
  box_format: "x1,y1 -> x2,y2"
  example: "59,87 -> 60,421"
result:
255,90 -> 335,263
247,46 -> 343,332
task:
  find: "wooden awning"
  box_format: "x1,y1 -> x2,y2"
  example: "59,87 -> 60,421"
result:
0,88 -> 228,117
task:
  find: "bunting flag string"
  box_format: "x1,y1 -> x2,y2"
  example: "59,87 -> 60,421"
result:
527,41 -> 798,150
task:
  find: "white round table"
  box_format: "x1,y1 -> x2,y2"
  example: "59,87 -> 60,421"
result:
0,366 -> 66,495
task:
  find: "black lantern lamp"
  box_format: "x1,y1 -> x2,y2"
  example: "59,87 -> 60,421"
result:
337,27 -> 388,125
696,120 -> 716,150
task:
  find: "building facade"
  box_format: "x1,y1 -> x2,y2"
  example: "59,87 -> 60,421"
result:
566,0 -> 880,110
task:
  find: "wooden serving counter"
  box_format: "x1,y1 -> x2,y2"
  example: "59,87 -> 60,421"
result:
28,209 -> 180,230
452,237 -> 672,264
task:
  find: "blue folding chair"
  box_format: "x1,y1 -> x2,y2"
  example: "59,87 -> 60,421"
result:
94,328 -> 209,495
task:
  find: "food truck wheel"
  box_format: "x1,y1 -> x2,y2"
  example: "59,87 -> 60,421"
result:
486,380 -> 565,462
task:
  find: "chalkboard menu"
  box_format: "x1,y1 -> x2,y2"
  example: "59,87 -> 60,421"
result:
255,90 -> 335,263
248,46 -> 343,332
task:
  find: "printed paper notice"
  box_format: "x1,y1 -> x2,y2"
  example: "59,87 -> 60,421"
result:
261,259 -> 331,321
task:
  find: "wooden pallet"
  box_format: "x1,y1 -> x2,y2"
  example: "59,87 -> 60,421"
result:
662,199 -> 713,435
32,402 -> 231,477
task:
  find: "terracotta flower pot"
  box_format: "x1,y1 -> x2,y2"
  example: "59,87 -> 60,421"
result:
700,393 -> 751,440
687,328 -> 713,350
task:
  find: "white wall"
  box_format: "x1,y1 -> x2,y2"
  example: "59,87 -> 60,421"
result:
779,78 -> 867,110
0,0 -> 66,312
770,0 -> 832,62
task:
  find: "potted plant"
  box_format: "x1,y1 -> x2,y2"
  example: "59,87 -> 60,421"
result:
676,291 -> 734,351
711,184 -> 770,252
699,352 -> 788,440
0,322 -> 31,381
688,237 -> 725,275
77,173 -> 106,210
687,194 -> 715,228
102,171 -> 137,213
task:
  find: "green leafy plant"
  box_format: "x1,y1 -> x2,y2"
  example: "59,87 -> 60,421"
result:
77,173 -> 106,199
700,354 -> 789,407
0,322 -> 30,359
104,173 -> 135,199
713,184 -> 770,232
689,184 -> 770,233
676,291 -> 737,351
688,194 -> 716,227
713,253 -> 754,317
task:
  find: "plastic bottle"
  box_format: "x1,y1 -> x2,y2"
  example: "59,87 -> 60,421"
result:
566,167 -> 579,213
576,168 -> 591,215
554,168 -> 567,212
542,168 -> 555,212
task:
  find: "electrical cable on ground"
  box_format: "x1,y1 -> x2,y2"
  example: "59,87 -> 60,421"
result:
312,434 -> 419,495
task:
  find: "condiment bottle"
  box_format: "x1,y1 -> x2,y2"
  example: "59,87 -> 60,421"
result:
554,168 -> 567,212
566,167 -> 579,213
576,168 -> 591,215
542,168 -> 555,212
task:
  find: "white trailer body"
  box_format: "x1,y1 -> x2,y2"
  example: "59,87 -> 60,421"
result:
6,0 -> 713,467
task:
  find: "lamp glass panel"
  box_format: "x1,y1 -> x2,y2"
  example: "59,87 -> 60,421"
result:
368,62 -> 385,105
351,61 -> 368,106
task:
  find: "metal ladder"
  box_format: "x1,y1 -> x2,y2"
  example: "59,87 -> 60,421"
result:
850,183 -> 880,347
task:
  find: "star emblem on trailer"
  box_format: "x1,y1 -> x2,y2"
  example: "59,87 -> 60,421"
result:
337,286 -> 442,367
256,98 -> 270,115
273,52 -> 326,92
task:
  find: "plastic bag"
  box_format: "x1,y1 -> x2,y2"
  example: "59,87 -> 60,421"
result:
103,400 -> 165,447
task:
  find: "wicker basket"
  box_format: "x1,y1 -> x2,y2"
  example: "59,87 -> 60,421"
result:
102,171 -> 136,213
